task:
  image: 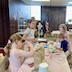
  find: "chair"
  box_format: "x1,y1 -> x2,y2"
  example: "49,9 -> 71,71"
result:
0,56 -> 9,72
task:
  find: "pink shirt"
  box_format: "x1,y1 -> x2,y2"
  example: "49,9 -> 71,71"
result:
9,48 -> 33,72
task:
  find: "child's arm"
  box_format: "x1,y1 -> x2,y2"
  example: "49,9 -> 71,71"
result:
15,42 -> 34,57
67,34 -> 70,44
22,34 -> 33,41
22,34 -> 38,43
67,43 -> 71,53
55,46 -> 63,51
15,49 -> 34,58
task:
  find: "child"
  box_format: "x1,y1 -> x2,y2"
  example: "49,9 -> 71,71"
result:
5,34 -> 34,72
56,34 -> 70,52
22,19 -> 37,43
59,24 -> 70,44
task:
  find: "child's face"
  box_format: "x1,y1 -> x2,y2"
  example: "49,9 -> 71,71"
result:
30,21 -> 36,29
17,40 -> 25,49
58,38 -> 63,42
59,27 -> 64,34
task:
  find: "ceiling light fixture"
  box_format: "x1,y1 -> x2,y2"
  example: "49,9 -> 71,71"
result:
32,0 -> 50,2
68,1 -> 72,4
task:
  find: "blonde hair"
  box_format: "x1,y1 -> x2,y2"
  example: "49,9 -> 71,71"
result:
59,24 -> 67,33
58,34 -> 65,39
5,34 -> 21,57
27,19 -> 36,27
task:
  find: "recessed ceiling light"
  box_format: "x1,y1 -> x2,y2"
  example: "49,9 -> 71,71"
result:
32,0 -> 50,2
68,2 -> 72,4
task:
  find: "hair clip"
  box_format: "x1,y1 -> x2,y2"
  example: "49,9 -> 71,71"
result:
8,40 -> 11,44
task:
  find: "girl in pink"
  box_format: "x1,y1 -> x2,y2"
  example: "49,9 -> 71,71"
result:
5,34 -> 34,72
59,24 -> 70,43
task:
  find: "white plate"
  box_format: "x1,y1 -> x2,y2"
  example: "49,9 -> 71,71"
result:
38,38 -> 47,41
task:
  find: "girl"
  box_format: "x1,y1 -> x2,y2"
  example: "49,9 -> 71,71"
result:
22,19 -> 37,43
5,34 -> 34,72
59,24 -> 70,43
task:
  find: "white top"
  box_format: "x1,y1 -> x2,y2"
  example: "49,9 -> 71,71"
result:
24,27 -> 35,38
24,28 -> 36,50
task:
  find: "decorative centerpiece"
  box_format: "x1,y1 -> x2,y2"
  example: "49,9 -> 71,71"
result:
35,21 -> 44,38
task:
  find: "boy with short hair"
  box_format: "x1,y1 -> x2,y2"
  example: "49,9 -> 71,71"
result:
56,34 -> 70,52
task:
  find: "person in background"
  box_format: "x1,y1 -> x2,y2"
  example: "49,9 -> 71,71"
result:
45,22 -> 50,35
59,24 -> 70,44
56,34 -> 70,52
5,34 -> 34,72
55,24 -> 71,56
22,19 -> 37,43
31,17 -> 35,20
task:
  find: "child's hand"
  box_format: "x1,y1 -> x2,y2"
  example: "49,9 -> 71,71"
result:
25,42 -> 34,49
49,41 -> 54,45
56,39 -> 59,42
32,38 -> 38,43
59,48 -> 63,51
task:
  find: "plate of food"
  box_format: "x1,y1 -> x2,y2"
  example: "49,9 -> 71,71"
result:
38,38 -> 47,43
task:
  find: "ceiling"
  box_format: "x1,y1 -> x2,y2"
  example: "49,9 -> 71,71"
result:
21,0 -> 72,6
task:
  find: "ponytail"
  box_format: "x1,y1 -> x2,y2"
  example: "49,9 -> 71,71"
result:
4,33 -> 22,57
5,43 -> 11,57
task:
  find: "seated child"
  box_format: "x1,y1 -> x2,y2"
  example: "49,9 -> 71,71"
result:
56,34 -> 70,52
4,34 -> 34,72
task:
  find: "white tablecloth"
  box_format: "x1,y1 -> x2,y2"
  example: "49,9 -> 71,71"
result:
51,30 -> 72,36
45,51 -> 71,72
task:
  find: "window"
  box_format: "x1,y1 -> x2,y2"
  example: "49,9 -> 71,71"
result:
31,6 -> 41,20
66,6 -> 72,24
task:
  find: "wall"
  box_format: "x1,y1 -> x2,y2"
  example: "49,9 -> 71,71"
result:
41,6 -> 66,31
9,0 -> 31,20
0,0 -> 10,47
9,0 -> 31,34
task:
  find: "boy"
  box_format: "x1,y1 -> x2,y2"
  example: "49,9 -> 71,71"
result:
56,34 -> 70,52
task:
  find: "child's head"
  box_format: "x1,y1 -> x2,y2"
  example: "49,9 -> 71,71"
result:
58,34 -> 65,42
59,24 -> 67,34
29,19 -> 36,29
5,34 -> 22,57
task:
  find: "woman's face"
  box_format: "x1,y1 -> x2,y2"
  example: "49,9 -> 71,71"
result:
59,27 -> 64,34
30,21 -> 36,29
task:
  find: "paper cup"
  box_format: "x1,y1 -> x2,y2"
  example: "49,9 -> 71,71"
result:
38,63 -> 49,72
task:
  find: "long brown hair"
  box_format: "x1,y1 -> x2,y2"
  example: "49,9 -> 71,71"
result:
5,34 -> 21,57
